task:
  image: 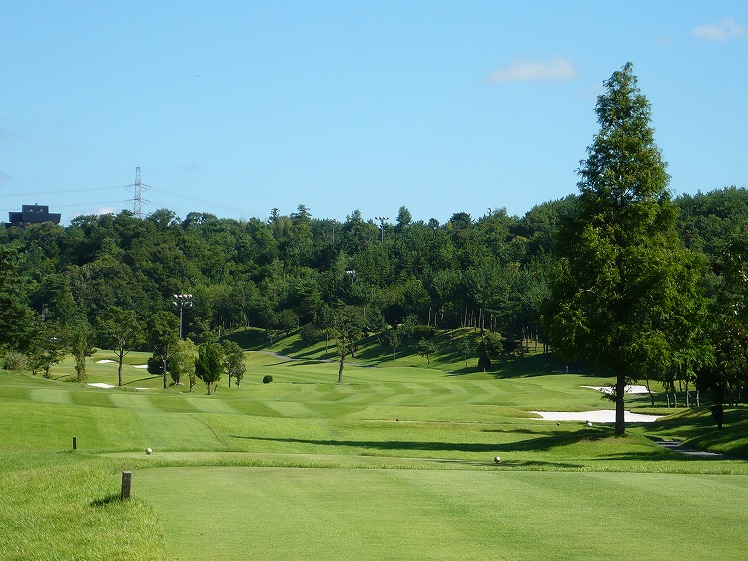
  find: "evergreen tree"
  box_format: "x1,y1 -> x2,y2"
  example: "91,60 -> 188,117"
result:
544,62 -> 709,435
195,342 -> 224,394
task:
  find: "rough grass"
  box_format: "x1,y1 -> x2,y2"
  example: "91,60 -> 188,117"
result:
2,342 -> 748,560
0,454 -> 167,561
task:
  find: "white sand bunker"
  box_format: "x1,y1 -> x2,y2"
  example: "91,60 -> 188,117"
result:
532,410 -> 663,423
582,385 -> 650,394
87,383 -> 149,390
133,364 -> 149,369
96,359 -> 116,364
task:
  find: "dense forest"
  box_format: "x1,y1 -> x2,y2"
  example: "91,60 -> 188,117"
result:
2,187 -> 748,410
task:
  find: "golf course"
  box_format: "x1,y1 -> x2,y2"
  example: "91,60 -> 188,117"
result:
2,339 -> 748,561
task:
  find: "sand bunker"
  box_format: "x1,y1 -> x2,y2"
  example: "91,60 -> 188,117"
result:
532,410 -> 663,423
96,359 -> 116,364
582,385 -> 650,394
87,383 -> 148,390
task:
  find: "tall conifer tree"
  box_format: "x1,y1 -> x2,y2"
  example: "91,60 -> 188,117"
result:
545,62 -> 708,435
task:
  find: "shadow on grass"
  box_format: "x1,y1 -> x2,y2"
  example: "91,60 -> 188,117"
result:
599,450 -> 730,462
446,354 -> 600,379
223,329 -> 273,351
123,376 -> 161,386
231,427 -> 610,455
641,408 -> 748,459
90,493 -> 124,508
429,458 -> 583,469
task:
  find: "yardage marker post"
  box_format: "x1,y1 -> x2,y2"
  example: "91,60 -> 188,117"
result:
121,471 -> 132,500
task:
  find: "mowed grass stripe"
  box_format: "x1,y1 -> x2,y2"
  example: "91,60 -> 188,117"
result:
264,400 -> 316,417
0,399 -> 144,452
29,388 -> 74,405
137,467 -> 748,561
107,392 -> 173,412
182,396 -> 243,415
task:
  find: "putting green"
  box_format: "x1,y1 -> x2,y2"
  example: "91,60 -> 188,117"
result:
136,466 -> 748,561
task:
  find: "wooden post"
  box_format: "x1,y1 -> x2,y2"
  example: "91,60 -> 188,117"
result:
72,436 -> 77,450
121,471 -> 132,500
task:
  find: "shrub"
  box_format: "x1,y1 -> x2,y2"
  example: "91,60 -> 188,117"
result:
411,324 -> 436,341
147,356 -> 164,375
3,351 -> 27,371
262,375 -> 273,384
400,316 -> 435,341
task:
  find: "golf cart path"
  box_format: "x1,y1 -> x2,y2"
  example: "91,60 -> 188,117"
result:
654,440 -> 726,459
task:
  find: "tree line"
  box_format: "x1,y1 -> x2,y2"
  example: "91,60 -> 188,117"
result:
1,63 -> 747,432
2,188 -> 745,392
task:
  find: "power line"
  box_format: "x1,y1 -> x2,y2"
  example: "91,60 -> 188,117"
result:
2,186 -> 122,197
4,173 -> 251,220
148,185 -> 248,215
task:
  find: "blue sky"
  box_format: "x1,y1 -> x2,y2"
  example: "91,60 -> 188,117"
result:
2,1 -> 747,225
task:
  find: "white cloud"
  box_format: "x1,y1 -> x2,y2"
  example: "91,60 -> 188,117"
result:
95,206 -> 117,216
488,57 -> 579,84
693,17 -> 747,41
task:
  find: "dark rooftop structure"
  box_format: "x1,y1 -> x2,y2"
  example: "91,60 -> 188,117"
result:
7,204 -> 62,227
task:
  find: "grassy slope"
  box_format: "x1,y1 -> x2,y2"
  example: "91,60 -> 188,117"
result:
2,330 -> 748,560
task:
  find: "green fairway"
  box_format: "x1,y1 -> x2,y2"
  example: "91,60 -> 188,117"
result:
2,351 -> 748,560
137,467 -> 748,561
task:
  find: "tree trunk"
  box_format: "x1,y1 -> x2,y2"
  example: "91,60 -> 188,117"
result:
645,378 -> 655,406
614,373 -> 626,436
338,351 -> 345,384
715,387 -> 724,429
118,356 -> 124,387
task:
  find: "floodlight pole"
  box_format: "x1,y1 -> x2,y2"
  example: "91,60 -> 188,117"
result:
172,294 -> 193,338
374,216 -> 388,243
